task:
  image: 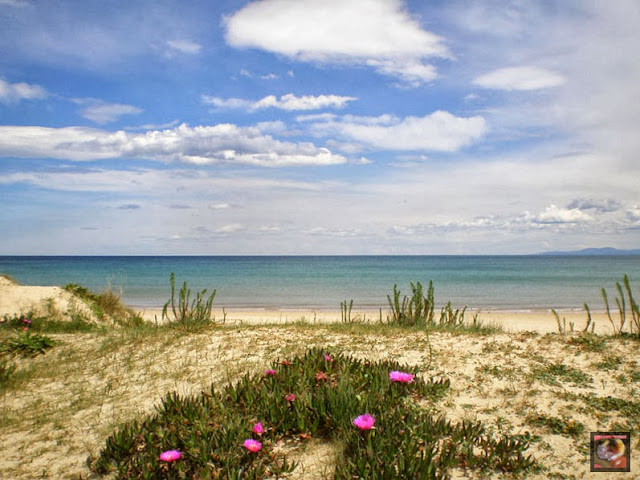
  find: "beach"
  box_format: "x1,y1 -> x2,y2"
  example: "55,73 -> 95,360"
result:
1,276 -> 638,479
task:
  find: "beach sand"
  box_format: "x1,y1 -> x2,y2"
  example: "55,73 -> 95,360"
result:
1,277 -> 637,479
140,306 -> 615,335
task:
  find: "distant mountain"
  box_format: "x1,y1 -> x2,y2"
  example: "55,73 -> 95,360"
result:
538,247 -> 640,256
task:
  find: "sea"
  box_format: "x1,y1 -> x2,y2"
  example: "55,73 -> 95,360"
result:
1,255 -> 639,312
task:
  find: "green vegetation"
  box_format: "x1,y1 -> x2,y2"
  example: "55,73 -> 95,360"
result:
1,312 -> 98,334
567,334 -> 606,352
386,281 -> 495,334
0,330 -> 55,357
525,414 -> 585,437
340,299 -> 354,323
387,281 -> 435,326
529,362 -> 593,387
600,274 -> 639,336
91,348 -> 536,479
161,273 -> 218,329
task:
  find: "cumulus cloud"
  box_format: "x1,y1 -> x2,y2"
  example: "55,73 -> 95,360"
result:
0,78 -> 47,104
166,39 -> 202,55
473,66 -> 565,91
309,111 -> 487,151
202,93 -> 356,111
0,123 -> 348,167
224,0 -> 449,86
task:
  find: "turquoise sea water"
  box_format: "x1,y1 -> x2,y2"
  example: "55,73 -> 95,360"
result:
1,256 -> 639,311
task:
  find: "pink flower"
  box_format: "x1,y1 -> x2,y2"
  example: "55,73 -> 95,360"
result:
389,371 -> 414,383
285,393 -> 297,402
264,369 -> 276,376
159,450 -> 182,462
353,413 -> 375,430
253,422 -> 264,435
315,371 -> 328,381
23,318 -> 32,324
243,439 -> 262,452
324,354 -> 332,362
23,327 -> 29,332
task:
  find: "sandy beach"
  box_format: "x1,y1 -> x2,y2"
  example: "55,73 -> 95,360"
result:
139,307 -> 616,336
1,276 -> 638,479
0,273 -> 617,334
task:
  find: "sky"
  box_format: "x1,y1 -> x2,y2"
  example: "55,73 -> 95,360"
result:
1,0 -> 639,255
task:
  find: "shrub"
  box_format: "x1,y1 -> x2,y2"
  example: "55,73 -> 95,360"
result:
90,348 -> 536,479
161,273 -> 217,329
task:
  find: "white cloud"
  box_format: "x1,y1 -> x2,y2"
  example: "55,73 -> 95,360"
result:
254,93 -> 356,111
310,111 -> 487,151
473,66 -> 565,91
75,100 -> 143,124
202,93 -> 356,111
201,96 -> 253,110
224,0 -> 449,86
0,78 -> 47,104
209,203 -> 231,210
0,123 -> 348,167
531,204 -> 591,224
0,0 -> 31,7
166,39 -> 202,55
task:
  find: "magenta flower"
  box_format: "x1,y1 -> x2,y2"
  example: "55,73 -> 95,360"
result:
253,422 -> 264,435
264,369 -> 276,376
324,354 -> 332,362
285,393 -> 297,402
352,413 -> 375,430
389,371 -> 415,383
243,439 -> 262,452
159,450 -> 182,462
23,318 -> 32,324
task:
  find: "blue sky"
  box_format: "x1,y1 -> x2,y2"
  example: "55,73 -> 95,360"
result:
1,0 -> 639,255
